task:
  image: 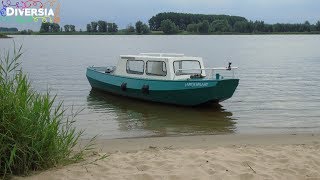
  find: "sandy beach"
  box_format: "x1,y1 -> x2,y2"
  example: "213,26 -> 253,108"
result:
16,134 -> 320,180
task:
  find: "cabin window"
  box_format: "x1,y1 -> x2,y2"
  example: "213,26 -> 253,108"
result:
146,61 -> 167,76
173,60 -> 202,75
126,60 -> 144,75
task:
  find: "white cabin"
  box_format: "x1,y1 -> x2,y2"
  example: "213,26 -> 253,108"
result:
113,53 -> 206,80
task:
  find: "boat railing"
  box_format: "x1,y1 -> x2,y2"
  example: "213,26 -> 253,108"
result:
175,67 -> 238,80
140,53 -> 185,57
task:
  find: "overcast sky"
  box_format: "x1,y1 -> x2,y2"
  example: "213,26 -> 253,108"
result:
1,0 -> 320,31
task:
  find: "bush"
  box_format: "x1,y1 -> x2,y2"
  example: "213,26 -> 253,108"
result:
0,45 -> 92,178
160,19 -> 179,34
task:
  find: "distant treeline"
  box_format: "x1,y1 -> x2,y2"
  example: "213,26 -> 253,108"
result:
3,12 -> 320,35
0,27 -> 18,32
86,21 -> 118,33
40,23 -> 77,33
149,12 -> 320,34
149,12 -> 246,31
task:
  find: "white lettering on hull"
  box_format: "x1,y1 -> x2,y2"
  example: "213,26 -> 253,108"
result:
185,82 -> 209,87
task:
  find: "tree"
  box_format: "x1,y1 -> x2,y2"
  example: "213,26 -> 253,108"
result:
198,20 -> 210,33
135,21 -> 143,34
272,23 -> 283,32
107,23 -> 118,32
64,25 -> 70,32
60,27 -> 63,32
303,21 -> 311,32
210,20 -> 230,32
51,23 -> 60,32
86,24 -> 92,32
148,12 -> 247,31
160,19 -> 179,34
141,24 -> 150,34
91,22 -> 98,32
112,23 -> 118,32
186,24 -> 198,33
40,23 -> 60,33
98,20 -> 107,32
316,21 -> 320,31
253,21 -> 265,32
234,21 -> 250,33
126,24 -> 135,33
70,25 -> 76,32
40,22 -> 50,32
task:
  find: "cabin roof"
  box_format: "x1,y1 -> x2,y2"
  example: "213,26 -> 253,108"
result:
120,53 -> 202,61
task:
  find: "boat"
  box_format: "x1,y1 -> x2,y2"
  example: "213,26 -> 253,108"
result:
86,53 -> 239,106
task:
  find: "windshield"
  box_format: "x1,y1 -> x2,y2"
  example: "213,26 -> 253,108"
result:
173,60 -> 202,75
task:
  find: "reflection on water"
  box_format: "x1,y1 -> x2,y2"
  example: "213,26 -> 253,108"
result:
87,90 -> 236,137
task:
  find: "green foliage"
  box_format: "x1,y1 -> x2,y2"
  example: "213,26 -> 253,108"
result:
40,23 -> 50,33
98,21 -> 107,32
107,23 -> 118,33
70,25 -> 76,32
40,22 -> 60,33
91,22 -> 98,32
64,25 -> 70,32
253,21 -> 265,32
233,21 -> 253,33
40,23 -> 61,33
316,21 -> 320,31
198,20 -> 210,33
135,21 -> 143,34
210,20 -> 231,32
141,24 -> 150,34
160,19 -> 179,34
149,12 -> 247,31
51,23 -> 60,32
0,45 -> 94,178
135,21 -> 149,34
19,30 -> 33,35
86,24 -> 92,32
126,24 -> 135,33
186,24 -> 199,33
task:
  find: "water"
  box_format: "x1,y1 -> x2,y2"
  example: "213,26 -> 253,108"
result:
1,35 -> 320,139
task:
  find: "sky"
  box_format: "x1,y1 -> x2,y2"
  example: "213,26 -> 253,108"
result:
1,0 -> 320,31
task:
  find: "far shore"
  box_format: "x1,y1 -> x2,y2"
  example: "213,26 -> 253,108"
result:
14,133 -> 320,180
3,31 -> 320,36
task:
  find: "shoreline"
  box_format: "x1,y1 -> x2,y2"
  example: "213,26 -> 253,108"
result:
17,133 -> 320,179
91,133 -> 320,153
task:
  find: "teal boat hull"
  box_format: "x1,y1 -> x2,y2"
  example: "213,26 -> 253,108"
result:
86,67 -> 239,106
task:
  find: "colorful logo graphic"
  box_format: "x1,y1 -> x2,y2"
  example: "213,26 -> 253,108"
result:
1,0 -> 60,23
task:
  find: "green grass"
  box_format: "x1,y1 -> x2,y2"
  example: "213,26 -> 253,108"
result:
0,44 -> 94,178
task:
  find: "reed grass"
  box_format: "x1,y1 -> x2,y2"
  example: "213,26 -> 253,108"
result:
0,44 -> 93,178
